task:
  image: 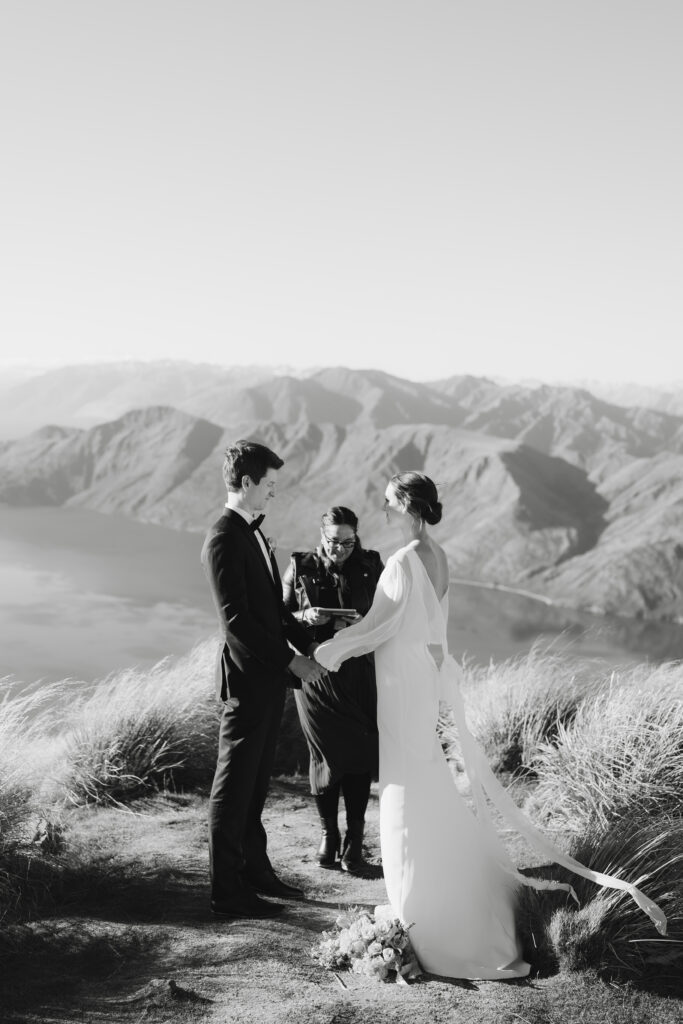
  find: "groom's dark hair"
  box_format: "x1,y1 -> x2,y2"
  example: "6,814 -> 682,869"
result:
223,439 -> 284,491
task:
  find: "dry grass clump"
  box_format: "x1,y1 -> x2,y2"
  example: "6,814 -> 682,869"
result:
448,643 -> 604,775
56,639 -> 219,807
0,681 -> 65,920
1,641 -> 220,916
0,687 -> 39,842
442,652 -> 683,989
504,659 -> 683,988
526,661 -> 683,835
548,814 -> 683,990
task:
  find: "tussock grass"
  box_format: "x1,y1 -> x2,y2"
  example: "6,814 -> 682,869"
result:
449,643 -> 605,775
0,680 -> 66,920
526,661 -> 683,834
548,814 -> 683,989
0,686 -> 39,841
1,641 -> 219,919
57,640 -> 220,806
441,650 -> 683,989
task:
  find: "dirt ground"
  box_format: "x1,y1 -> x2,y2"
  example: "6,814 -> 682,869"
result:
1,778 -> 680,1024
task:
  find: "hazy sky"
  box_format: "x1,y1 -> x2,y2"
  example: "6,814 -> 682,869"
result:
2,1 -> 682,384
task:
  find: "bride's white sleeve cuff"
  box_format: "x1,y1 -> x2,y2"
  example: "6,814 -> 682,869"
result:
314,642 -> 340,672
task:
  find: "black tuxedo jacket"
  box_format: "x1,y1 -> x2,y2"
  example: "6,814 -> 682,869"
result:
201,509 -> 311,704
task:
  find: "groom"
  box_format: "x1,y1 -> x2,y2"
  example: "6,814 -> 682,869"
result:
201,439 -> 324,919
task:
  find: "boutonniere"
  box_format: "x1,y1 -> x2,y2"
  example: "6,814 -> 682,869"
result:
266,537 -> 277,558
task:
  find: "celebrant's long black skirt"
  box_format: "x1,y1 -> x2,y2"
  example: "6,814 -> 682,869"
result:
294,654 -> 378,794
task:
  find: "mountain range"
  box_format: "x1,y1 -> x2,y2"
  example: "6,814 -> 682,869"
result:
0,362 -> 681,623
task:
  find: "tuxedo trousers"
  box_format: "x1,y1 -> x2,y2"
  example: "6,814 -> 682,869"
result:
208,686 -> 286,901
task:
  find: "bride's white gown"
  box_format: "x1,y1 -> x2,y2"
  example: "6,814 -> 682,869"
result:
315,541 -> 667,981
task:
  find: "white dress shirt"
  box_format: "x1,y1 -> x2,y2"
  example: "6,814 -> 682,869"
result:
225,503 -> 274,580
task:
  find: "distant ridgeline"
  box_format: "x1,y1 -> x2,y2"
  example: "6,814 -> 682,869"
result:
0,362 -> 681,622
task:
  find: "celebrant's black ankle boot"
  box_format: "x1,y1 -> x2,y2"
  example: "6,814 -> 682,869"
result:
340,819 -> 365,874
317,818 -> 341,868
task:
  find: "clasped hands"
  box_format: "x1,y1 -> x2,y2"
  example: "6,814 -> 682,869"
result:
288,652 -> 326,684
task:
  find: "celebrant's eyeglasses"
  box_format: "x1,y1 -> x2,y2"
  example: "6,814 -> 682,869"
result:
322,533 -> 356,550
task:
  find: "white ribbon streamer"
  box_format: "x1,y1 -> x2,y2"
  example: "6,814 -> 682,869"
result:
439,651 -> 668,937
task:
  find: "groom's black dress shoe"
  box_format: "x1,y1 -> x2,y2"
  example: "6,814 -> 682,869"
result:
246,867 -> 305,901
211,889 -> 284,920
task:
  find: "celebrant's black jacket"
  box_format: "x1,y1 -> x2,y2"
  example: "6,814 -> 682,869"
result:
282,546 -> 384,645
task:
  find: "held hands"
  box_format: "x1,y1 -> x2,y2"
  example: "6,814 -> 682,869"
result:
288,653 -> 326,684
309,643 -> 334,674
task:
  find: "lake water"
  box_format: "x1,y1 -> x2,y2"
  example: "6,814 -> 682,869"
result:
0,506 -> 215,687
1,506 -> 682,690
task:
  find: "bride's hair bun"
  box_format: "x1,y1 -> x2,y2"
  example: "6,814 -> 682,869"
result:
423,500 -> 442,526
389,472 -> 443,525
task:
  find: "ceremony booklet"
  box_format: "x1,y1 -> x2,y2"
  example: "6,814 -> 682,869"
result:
316,608 -> 360,618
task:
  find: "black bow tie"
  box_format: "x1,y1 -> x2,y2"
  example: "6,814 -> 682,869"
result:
250,514 -> 265,531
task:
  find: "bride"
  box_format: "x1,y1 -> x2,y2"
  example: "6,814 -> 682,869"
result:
313,471 -> 667,981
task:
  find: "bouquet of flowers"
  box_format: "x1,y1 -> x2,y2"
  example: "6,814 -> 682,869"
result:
311,907 -> 422,983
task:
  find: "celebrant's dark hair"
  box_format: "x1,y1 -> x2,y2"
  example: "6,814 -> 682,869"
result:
320,506 -> 361,550
321,506 -> 359,532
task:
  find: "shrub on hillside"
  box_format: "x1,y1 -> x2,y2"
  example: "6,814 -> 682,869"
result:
526,661 -> 683,834
548,813 -> 683,990
57,640 -> 220,806
440,651 -> 682,989
0,688 -> 37,842
442,644 -> 604,776
0,682 -> 64,919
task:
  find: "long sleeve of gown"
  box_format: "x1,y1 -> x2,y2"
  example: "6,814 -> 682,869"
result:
314,555 -> 410,671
